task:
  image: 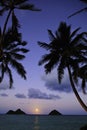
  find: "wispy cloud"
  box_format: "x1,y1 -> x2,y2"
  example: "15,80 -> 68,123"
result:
28,88 -> 61,100
15,93 -> 26,99
0,93 -> 8,97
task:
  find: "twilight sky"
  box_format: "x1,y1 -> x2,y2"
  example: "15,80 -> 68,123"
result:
0,0 -> 87,115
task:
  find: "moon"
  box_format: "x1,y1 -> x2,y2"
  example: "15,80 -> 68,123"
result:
35,108 -> 39,113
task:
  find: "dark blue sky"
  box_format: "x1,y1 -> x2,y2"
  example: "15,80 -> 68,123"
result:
0,0 -> 87,115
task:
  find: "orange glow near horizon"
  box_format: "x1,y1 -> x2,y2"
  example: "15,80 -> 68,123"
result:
35,108 -> 39,114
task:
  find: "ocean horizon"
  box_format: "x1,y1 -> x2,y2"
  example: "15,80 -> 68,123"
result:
0,115 -> 87,130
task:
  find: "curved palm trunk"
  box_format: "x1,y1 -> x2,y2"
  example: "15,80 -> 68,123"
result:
67,66 -> 87,112
3,9 -> 12,35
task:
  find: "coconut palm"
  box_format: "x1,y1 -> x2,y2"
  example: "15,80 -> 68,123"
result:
0,0 -> 41,34
38,22 -> 87,111
0,27 -> 29,88
0,0 -> 40,87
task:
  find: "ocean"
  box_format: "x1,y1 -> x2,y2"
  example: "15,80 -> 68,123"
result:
0,115 -> 87,130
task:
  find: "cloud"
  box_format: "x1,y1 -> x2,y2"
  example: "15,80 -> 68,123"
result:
0,93 -> 8,97
41,72 -> 72,93
15,93 -> 26,99
28,88 -> 60,100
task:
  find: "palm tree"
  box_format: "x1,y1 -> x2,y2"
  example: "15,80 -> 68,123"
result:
0,0 -> 41,35
0,27 -> 29,88
38,22 -> 87,111
0,0 -> 41,87
68,0 -> 87,18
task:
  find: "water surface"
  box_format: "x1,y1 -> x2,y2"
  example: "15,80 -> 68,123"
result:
0,115 -> 87,130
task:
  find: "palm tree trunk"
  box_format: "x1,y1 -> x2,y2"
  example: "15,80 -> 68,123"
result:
67,65 -> 87,112
3,9 -> 12,35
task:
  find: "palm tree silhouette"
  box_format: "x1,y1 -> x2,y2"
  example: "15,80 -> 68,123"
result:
0,27 -> 29,88
0,0 -> 41,34
0,0 -> 41,87
38,22 -> 87,111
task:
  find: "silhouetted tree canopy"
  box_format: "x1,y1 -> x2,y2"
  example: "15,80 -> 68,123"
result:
38,22 -> 87,111
0,0 -> 41,87
0,27 -> 29,88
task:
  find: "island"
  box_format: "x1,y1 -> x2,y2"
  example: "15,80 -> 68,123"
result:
6,109 -> 26,115
49,110 -> 62,115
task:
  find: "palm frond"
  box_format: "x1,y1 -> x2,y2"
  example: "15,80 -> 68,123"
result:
57,66 -> 64,84
75,41 -> 87,51
38,41 -> 51,50
72,65 -> 87,93
38,54 -> 52,66
69,58 -> 79,69
21,41 -> 27,46
79,65 -> 87,79
57,57 -> 66,83
6,43 -> 20,50
6,41 -> 28,50
70,58 -> 79,85
71,32 -> 87,46
10,48 -> 29,53
48,29 -> 56,41
44,52 -> 59,74
3,28 -> 21,45
19,48 -> 29,53
55,30 -> 60,40
58,22 -> 71,43
10,59 -> 26,79
6,66 -> 13,88
14,0 -> 28,5
58,22 -> 70,33
9,52 -> 25,60
0,63 -> 5,83
0,7 -> 7,15
81,79 -> 86,94
12,11 -> 20,31
82,37 -> 87,43
72,71 -> 79,86
70,27 -> 81,39
82,79 -> 86,94
68,7 -> 87,18
18,4 -> 41,11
